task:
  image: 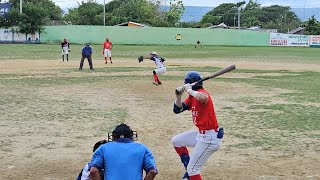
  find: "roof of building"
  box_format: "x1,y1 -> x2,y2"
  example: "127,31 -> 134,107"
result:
115,21 -> 149,27
288,27 -> 305,34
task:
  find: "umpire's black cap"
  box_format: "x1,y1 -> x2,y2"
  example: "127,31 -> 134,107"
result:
86,43 -> 90,46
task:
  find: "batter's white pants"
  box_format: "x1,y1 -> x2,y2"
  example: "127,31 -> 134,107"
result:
155,67 -> 166,75
104,49 -> 112,57
171,130 -> 221,176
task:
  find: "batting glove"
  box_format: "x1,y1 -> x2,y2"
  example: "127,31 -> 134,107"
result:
183,83 -> 192,92
175,86 -> 184,96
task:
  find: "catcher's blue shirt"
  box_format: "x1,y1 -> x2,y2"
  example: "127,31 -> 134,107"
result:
90,138 -> 157,180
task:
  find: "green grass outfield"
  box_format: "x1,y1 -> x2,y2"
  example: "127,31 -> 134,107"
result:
1,44 -> 319,63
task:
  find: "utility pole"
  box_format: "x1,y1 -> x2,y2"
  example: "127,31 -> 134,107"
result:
20,0 -> 22,14
103,0 -> 105,26
237,7 -> 241,29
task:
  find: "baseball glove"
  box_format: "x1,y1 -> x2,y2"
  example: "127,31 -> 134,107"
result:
68,49 -> 71,52
138,56 -> 144,63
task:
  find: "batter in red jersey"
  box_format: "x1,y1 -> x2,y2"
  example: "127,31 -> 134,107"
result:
172,71 -> 223,180
103,38 -> 113,64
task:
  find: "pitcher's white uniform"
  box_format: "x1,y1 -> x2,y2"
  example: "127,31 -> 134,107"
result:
148,51 -> 166,86
151,56 -> 166,75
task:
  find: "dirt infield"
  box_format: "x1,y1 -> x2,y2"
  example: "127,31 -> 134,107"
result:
0,59 -> 319,180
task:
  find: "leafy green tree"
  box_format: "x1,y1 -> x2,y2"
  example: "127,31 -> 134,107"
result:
9,0 -> 62,20
64,1 -> 103,25
200,2 -> 244,26
261,5 -> 300,32
304,15 -> 320,35
200,1 -> 301,32
164,0 -> 185,26
244,0 -> 260,10
200,14 -> 220,26
2,0 -> 63,33
64,0 -> 184,27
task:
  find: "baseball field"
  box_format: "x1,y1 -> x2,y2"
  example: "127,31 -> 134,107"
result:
0,44 -> 319,179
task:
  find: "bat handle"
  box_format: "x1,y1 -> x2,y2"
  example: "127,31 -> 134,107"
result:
193,77 -> 209,86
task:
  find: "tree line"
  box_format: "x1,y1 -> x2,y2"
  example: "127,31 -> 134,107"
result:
0,0 -> 319,35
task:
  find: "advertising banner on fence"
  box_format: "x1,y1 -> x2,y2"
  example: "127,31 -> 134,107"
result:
0,3 -> 10,17
270,33 -> 288,46
0,28 -> 12,41
309,35 -> 320,47
270,33 -> 309,47
0,28 -> 40,42
287,34 -> 309,47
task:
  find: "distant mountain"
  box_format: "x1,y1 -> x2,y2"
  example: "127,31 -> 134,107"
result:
292,8 -> 320,21
179,6 -> 320,22
180,6 -> 213,22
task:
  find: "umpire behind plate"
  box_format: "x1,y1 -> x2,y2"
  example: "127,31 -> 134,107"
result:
89,123 -> 158,180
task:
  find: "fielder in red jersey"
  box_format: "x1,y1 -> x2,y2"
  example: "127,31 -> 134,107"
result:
103,38 -> 113,64
172,71 -> 223,180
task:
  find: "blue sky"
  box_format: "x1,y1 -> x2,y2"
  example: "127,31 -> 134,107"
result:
50,0 -> 320,9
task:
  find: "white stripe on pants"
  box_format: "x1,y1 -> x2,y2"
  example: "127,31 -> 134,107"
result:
171,130 -> 221,176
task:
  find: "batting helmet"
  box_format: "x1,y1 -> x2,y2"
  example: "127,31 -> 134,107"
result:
112,123 -> 133,141
184,71 -> 203,89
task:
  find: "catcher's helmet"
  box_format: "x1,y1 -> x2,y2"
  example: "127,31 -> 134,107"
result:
184,71 -> 203,89
150,51 -> 157,56
112,123 -> 133,140
93,140 -> 107,152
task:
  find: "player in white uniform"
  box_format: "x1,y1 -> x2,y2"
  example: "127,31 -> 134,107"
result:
143,51 -> 166,86
61,38 -> 70,62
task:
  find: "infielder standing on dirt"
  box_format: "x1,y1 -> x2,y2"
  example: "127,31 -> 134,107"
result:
172,71 -> 223,180
138,51 -> 166,86
61,37 -> 70,61
102,38 -> 113,64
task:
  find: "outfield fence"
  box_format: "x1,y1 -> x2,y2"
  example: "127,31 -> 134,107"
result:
40,25 -> 270,46
2,26 -> 319,48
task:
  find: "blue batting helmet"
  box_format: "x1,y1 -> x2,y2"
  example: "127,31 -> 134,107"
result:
184,71 -> 203,88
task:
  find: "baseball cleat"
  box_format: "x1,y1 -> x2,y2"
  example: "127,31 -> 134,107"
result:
152,82 -> 158,86
157,82 -> 162,85
182,172 -> 189,180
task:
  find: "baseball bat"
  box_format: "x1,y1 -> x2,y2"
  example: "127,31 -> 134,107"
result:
193,65 -> 236,86
175,65 -> 236,94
